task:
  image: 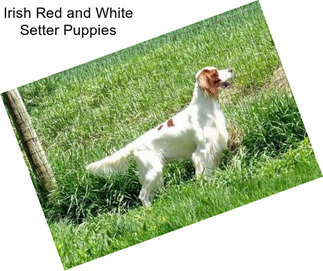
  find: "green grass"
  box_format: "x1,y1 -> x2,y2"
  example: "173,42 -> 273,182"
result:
50,138 -> 320,269
10,1 -> 321,269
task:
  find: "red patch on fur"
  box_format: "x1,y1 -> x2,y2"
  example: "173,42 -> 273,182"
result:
197,69 -> 221,99
157,124 -> 163,131
167,118 -> 174,127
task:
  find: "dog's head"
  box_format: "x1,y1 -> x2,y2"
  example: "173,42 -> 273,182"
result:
196,67 -> 233,99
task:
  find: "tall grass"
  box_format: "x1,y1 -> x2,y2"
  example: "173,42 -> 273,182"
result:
51,138 -> 320,269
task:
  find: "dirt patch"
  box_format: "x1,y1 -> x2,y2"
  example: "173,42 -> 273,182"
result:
265,65 -> 291,90
227,122 -> 243,153
220,65 -> 291,105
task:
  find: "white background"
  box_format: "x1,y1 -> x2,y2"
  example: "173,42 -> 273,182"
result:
0,0 -> 322,270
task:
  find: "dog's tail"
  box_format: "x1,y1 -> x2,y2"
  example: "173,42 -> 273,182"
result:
86,143 -> 135,176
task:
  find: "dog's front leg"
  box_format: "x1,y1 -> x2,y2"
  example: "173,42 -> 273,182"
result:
192,150 -> 205,177
192,144 -> 218,178
192,147 -> 213,177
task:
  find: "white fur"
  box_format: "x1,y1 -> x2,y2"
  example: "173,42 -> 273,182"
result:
86,67 -> 233,206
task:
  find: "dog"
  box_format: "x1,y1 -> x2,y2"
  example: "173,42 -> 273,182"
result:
86,67 -> 233,206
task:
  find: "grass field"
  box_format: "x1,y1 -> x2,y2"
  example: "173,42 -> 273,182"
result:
12,2 -> 322,269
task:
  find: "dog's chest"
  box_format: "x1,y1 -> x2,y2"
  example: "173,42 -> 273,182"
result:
198,104 -> 226,128
198,106 -> 228,145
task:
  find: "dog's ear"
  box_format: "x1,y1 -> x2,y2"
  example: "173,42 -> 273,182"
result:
197,70 -> 210,92
197,69 -> 220,98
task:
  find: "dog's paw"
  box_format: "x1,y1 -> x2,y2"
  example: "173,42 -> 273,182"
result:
86,162 -> 99,174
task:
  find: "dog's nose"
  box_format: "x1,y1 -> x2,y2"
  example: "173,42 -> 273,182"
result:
228,68 -> 233,73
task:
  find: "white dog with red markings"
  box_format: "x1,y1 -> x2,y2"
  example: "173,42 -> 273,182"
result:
86,67 -> 233,206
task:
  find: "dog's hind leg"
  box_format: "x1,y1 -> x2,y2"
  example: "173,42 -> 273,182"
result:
134,150 -> 164,207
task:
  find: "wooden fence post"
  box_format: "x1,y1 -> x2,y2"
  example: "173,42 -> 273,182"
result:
2,89 -> 57,192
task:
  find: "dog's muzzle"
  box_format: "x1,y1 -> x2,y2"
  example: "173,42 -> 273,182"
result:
221,81 -> 232,89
